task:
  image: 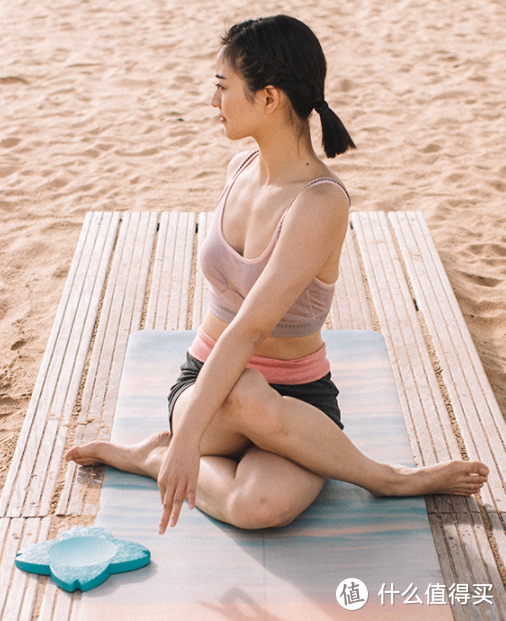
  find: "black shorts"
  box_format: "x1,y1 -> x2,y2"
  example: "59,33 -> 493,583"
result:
167,352 -> 343,434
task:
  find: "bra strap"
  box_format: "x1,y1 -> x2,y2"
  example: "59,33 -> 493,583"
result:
276,177 -> 351,234
230,150 -> 259,183
215,151 -> 259,214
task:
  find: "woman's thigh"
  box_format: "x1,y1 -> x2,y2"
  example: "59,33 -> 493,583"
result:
171,382 -> 253,458
226,445 -> 325,528
172,369 -> 329,527
171,367 -> 337,460
198,445 -> 325,529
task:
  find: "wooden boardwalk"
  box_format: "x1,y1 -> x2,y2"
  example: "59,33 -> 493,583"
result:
0,211 -> 505,621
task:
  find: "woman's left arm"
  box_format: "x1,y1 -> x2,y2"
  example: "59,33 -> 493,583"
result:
158,183 -> 349,531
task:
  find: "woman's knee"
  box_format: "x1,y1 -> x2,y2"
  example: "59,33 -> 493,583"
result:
228,486 -> 299,530
222,369 -> 285,436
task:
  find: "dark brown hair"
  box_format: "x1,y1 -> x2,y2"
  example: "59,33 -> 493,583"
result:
221,15 -> 356,157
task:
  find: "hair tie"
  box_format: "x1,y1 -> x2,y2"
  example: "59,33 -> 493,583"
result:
315,101 -> 329,114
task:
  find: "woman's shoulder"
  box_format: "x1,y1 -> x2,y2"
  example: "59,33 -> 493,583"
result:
295,178 -> 350,224
312,160 -> 348,189
275,177 -> 349,251
297,160 -> 351,211
226,150 -> 258,181
305,175 -> 350,208
280,165 -> 350,236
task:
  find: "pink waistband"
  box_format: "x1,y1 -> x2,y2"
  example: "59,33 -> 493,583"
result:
188,328 -> 330,385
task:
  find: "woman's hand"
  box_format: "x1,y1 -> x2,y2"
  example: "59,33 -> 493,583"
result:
157,436 -> 200,533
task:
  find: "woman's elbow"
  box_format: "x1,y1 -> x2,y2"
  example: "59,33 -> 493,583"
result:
227,314 -> 274,351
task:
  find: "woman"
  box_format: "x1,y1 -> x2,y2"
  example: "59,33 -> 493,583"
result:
66,15 -> 488,534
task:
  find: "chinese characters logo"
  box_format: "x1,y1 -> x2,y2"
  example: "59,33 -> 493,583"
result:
336,578 -> 369,610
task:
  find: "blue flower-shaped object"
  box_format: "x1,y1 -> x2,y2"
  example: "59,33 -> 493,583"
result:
15,526 -> 150,592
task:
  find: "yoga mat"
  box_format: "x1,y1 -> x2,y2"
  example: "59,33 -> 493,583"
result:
76,330 -> 453,620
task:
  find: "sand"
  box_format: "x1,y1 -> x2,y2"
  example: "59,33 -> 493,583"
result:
1,0 -> 505,485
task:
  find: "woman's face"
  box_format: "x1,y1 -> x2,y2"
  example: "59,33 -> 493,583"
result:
210,49 -> 262,141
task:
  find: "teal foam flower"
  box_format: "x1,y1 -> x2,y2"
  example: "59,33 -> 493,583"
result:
15,526 -> 150,592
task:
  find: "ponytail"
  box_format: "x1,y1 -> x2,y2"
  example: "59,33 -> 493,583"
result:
315,101 -> 356,158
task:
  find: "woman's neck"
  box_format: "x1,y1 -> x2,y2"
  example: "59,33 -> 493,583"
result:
254,121 -> 319,185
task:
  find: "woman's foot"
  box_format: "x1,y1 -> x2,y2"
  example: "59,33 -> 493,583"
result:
66,433 -> 488,499
372,460 -> 489,497
65,431 -> 171,480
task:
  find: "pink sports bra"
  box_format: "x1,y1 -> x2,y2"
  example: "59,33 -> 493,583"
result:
200,151 -> 350,337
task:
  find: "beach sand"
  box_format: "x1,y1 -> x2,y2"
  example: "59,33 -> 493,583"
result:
1,0 -> 505,485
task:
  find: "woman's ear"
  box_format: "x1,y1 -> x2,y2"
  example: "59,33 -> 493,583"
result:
261,85 -> 284,114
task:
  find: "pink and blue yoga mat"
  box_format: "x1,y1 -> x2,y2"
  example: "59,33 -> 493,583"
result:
75,330 -> 453,620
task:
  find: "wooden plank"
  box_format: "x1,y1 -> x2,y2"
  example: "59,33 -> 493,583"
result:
0,519 -> 9,618
145,212 -> 196,330
353,211 -> 505,618
0,519 -> 9,551
37,581 -> 58,621
23,419 -> 58,516
488,512 -> 506,579
19,212 -> 119,516
75,212 -> 147,425
440,509 -> 506,621
352,212 -> 447,465
1,213 -> 120,518
2,518 -> 51,621
45,589 -> 73,621
131,212 -> 161,333
89,211 -> 158,432
351,212 -> 469,516
0,517 -> 51,621
440,513 -> 486,621
331,227 -> 374,330
489,513 -> 506,617
37,524 -> 79,621
0,518 -> 23,619
34,210 -> 122,515
192,211 -> 212,329
0,214 -> 104,516
467,512 -> 506,620
56,213 -> 157,517
168,212 -> 195,330
428,513 -> 469,621
145,211 -> 171,330
390,211 -> 506,513
0,518 -> 21,618
0,212 -> 94,516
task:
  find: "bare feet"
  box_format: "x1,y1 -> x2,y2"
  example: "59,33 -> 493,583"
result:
65,431 -> 171,480
66,434 -> 488,501
372,459 -> 489,497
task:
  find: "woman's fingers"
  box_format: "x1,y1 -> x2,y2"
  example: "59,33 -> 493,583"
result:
158,478 -> 196,533
158,483 -> 181,533
169,486 -> 186,528
157,445 -> 200,533
158,482 -> 173,534
187,480 -> 197,511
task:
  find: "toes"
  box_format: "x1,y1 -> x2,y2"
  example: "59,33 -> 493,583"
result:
65,443 -> 101,466
463,480 -> 485,494
466,461 -> 489,476
457,461 -> 488,486
66,450 -> 91,466
65,448 -> 79,462
429,460 -> 489,497
465,473 -> 487,483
